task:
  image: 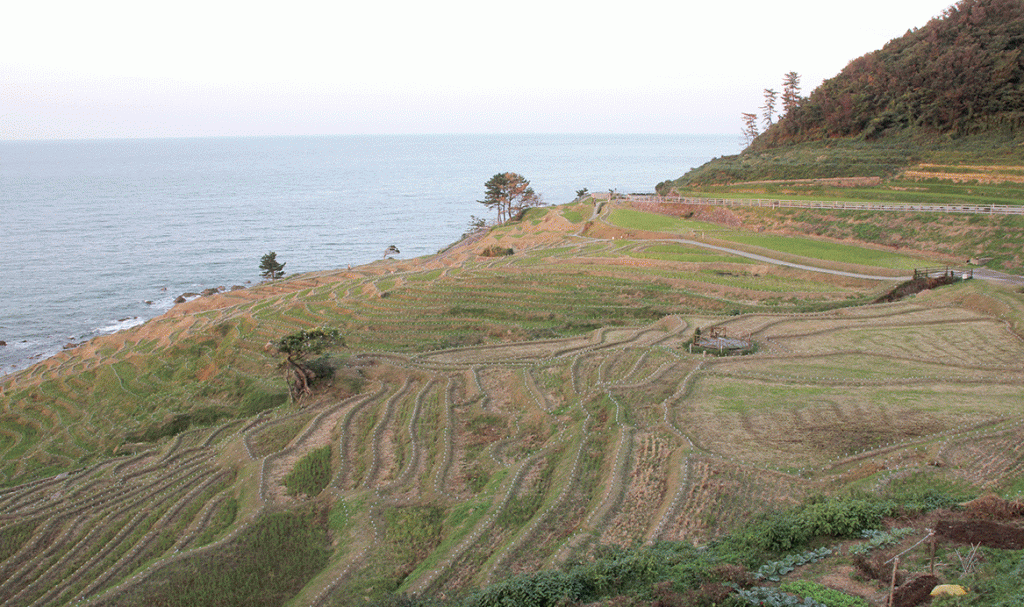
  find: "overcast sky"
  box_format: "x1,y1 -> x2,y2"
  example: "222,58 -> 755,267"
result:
2,0 -> 956,140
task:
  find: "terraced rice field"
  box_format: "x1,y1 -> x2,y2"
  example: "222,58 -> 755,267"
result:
0,201 -> 1022,605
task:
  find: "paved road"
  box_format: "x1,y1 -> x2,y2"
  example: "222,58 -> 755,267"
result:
594,204 -> 1023,284
664,237 -> 910,281
972,268 -> 1024,286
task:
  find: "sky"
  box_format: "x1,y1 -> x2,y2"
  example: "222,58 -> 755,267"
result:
2,0 -> 957,140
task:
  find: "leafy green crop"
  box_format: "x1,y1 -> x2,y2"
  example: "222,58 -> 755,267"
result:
754,547 -> 834,582
780,580 -> 870,607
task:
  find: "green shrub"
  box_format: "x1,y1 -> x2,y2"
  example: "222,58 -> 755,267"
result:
480,245 -> 514,257
304,355 -> 336,382
745,498 -> 895,553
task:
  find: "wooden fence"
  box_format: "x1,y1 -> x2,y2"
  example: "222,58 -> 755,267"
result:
913,267 -> 974,280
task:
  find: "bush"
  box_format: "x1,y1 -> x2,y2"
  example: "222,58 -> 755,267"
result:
746,498 -> 895,553
480,245 -> 514,257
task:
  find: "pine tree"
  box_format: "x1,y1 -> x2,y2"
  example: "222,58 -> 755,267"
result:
259,251 -> 286,281
275,327 -> 343,400
479,172 -> 540,223
761,88 -> 778,128
782,72 -> 802,117
741,112 -> 760,147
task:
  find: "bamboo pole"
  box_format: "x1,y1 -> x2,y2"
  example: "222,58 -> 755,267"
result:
888,556 -> 900,607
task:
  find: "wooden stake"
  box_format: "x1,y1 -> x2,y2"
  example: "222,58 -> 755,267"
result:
888,556 -> 900,607
930,536 -> 936,574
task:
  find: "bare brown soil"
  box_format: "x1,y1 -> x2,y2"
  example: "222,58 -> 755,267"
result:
893,574 -> 940,607
935,519 -> 1024,549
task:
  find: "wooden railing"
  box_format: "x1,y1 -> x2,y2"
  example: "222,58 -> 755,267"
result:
913,267 -> 974,280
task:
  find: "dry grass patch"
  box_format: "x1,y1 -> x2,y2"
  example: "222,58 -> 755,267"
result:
680,376 -> 1016,468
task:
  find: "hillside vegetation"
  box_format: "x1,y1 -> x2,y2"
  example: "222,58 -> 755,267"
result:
1,200 -> 1022,607
764,0 -> 1024,145
672,0 -> 1024,187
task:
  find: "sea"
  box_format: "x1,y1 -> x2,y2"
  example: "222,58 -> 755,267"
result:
0,133 -> 736,375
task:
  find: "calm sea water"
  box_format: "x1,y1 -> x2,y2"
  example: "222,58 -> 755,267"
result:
0,134 -> 736,374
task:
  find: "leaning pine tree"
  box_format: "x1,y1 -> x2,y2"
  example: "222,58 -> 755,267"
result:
259,251 -> 286,281
275,327 -> 344,401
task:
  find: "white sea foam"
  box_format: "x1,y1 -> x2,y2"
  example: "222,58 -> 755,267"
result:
97,316 -> 146,335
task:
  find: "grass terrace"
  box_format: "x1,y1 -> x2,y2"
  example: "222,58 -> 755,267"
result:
0,198 -> 1021,607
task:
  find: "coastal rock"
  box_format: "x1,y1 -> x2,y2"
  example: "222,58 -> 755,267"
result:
174,296 -> 186,304
230,285 -> 246,291
0,340 -> 6,346
201,288 -> 219,297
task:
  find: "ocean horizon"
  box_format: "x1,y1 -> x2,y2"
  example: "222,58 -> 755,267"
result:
0,133 -> 737,375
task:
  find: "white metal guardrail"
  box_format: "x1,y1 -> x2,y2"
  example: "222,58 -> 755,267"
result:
621,194 -> 1024,215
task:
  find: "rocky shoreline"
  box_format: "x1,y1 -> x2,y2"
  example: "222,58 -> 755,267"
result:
172,284 -> 248,304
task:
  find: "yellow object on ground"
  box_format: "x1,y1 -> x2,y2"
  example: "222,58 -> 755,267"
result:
930,584 -> 968,596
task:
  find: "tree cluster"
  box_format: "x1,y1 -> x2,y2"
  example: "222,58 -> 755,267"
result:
478,172 -> 541,223
756,0 -> 1024,147
742,72 -> 802,147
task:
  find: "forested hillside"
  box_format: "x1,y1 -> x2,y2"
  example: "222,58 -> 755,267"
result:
673,0 -> 1024,187
759,0 -> 1024,146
